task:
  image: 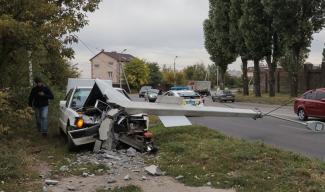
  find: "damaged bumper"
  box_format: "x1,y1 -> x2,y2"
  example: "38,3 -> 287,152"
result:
68,125 -> 99,146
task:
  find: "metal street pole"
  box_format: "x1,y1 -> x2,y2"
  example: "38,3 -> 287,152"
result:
173,56 -> 178,86
119,49 -> 127,88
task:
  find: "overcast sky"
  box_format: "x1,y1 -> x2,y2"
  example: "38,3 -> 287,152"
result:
72,0 -> 325,78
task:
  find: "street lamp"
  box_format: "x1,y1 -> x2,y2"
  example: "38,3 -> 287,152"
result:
173,56 -> 178,86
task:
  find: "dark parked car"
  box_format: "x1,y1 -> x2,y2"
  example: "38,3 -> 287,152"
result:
139,86 -> 152,98
212,90 -> 235,102
144,89 -> 159,102
294,88 -> 325,121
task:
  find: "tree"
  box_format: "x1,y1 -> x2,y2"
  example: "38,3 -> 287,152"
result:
124,58 -> 149,90
0,0 -> 100,88
204,0 -> 237,90
323,45 -> 325,62
229,0 -> 250,95
277,0 -> 325,96
240,0 -> 270,97
147,62 -> 162,87
183,63 -> 207,81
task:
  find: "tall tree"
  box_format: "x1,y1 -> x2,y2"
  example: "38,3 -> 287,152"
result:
323,45 -> 325,62
204,0 -> 236,90
229,0 -> 250,95
240,0 -> 270,97
0,0 -> 100,88
183,63 -> 207,81
278,0 -> 325,96
147,62 -> 162,87
124,58 -> 149,90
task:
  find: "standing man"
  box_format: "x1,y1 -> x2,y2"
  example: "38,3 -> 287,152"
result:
28,77 -> 54,136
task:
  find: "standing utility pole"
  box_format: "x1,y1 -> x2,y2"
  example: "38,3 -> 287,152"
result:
119,49 -> 127,88
173,56 -> 178,86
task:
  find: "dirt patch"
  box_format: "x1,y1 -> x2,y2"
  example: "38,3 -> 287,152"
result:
45,149 -> 234,192
48,171 -> 235,192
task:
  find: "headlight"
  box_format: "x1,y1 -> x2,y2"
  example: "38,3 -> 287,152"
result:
75,118 -> 84,129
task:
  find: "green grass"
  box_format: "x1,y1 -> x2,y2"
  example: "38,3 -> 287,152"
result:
235,92 -> 294,105
149,124 -> 325,192
0,90 -> 74,191
96,185 -> 142,192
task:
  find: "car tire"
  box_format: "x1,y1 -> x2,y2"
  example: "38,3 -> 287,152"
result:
298,109 -> 308,121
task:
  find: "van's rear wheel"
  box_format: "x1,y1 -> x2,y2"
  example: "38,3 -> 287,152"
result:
298,109 -> 308,121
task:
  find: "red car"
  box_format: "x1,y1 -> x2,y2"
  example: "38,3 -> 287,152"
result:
294,88 -> 325,121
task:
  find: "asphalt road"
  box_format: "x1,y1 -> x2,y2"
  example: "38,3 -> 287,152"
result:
131,95 -> 325,160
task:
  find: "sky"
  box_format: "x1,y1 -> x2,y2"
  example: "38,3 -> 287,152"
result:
72,0 -> 325,78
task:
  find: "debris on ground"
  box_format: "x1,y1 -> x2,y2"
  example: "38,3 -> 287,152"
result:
175,175 -> 184,180
144,165 -> 163,176
45,179 -> 59,185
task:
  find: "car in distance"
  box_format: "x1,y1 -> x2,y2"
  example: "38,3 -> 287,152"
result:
163,90 -> 204,106
212,90 -> 235,102
294,88 -> 325,121
144,89 -> 159,102
139,86 -> 152,98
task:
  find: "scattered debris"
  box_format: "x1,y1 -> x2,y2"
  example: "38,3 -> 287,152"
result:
107,178 -> 117,184
45,179 -> 59,185
126,147 -> 137,157
82,172 -> 89,177
67,185 -> 76,191
207,182 -> 212,186
124,174 -> 131,181
59,165 -> 69,172
104,154 -> 121,161
175,175 -> 184,180
144,165 -> 163,176
141,176 -> 147,181
47,156 -> 54,159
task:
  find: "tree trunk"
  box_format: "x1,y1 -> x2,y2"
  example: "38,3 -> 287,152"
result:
241,57 -> 249,96
253,59 -> 261,97
266,55 -> 276,97
289,72 -> 298,97
219,68 -> 226,90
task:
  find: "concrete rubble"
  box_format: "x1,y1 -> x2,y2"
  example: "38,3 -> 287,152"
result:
46,149 -> 167,191
45,179 -> 59,185
144,165 -> 163,176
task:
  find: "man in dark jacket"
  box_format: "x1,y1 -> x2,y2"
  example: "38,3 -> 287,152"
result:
28,77 -> 54,136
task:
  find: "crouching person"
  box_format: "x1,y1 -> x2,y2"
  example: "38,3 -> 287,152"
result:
28,77 -> 54,136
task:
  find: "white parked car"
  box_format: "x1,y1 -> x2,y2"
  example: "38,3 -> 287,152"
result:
163,90 -> 204,106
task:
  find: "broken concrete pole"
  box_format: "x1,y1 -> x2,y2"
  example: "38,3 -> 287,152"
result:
126,147 -> 137,157
144,165 -> 162,176
93,140 -> 102,153
45,179 -> 59,185
100,118 -> 115,150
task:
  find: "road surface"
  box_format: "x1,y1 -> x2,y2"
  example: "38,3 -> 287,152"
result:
131,95 -> 325,160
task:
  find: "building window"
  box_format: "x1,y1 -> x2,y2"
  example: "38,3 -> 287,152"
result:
109,62 -> 114,65
94,64 -> 99,67
108,72 -> 113,79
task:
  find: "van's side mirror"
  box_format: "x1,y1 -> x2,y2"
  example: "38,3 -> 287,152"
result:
321,99 -> 325,102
